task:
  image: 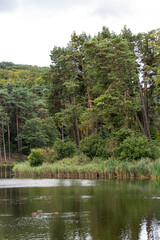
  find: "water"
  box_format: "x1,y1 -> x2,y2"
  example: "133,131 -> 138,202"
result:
1,169 -> 160,239
0,166 -> 12,178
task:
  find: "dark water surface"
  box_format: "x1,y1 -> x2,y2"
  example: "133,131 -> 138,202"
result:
0,166 -> 12,178
0,170 -> 160,239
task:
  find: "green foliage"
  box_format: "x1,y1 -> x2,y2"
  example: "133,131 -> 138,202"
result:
74,153 -> 90,164
147,141 -> 160,160
111,127 -> 134,143
3,28 -> 160,163
106,158 -> 118,175
58,153 -> 90,165
28,149 -> 44,167
151,159 -> 160,179
21,117 -> 59,150
12,157 -> 160,179
105,127 -> 134,157
80,135 -> 107,158
59,157 -> 79,165
136,159 -> 151,176
114,135 -> 160,161
53,139 -> 76,160
0,62 -> 48,87
150,125 -> 160,141
41,147 -> 58,163
21,118 -> 48,149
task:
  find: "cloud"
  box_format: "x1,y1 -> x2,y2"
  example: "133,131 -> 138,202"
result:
0,0 -> 133,17
91,0 -> 133,18
22,0 -> 84,11
0,0 -> 19,12
0,0 -> 85,13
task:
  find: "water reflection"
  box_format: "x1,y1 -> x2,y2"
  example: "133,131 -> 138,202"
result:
0,179 -> 160,239
0,179 -> 96,188
0,166 -> 12,178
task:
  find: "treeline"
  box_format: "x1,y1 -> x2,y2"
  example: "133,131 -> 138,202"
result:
1,26 -> 160,162
45,26 -> 160,159
0,62 -> 59,161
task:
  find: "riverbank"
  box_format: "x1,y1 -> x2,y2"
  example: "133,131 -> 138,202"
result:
0,154 -> 23,166
12,158 -> 160,179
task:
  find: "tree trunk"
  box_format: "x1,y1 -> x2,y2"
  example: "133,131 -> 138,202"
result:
73,96 -> 80,147
7,119 -> 11,160
76,117 -> 80,147
5,107 -> 11,160
135,115 -> 145,135
86,125 -> 89,137
19,137 -> 23,161
144,80 -> 148,117
100,121 -> 103,139
156,95 -> 160,138
16,108 -> 22,160
138,78 -> 151,140
88,90 -> 95,134
124,90 -> 128,126
73,126 -> 79,148
2,123 -> 6,161
95,121 -> 98,134
0,135 -> 2,161
92,123 -> 95,134
61,125 -> 64,141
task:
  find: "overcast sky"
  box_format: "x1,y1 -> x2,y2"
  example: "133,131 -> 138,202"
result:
0,0 -> 160,67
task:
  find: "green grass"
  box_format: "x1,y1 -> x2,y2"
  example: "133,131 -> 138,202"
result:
12,157 -> 160,179
0,163 -> 14,167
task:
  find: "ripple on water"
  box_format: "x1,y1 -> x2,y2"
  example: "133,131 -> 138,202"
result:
152,196 -> 160,199
0,179 -> 96,188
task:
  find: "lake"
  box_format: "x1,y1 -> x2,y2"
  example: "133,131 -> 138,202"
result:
0,167 -> 160,239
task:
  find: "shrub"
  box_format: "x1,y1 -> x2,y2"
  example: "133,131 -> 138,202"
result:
136,159 -> 151,177
147,141 -> 160,160
59,153 -> 90,165
59,157 -> 79,165
105,127 -> 134,157
41,147 -> 58,163
106,158 -> 118,175
112,127 -> 134,143
74,153 -> 90,164
53,139 -> 76,160
114,135 -> 151,161
80,134 -> 107,158
28,148 -> 44,167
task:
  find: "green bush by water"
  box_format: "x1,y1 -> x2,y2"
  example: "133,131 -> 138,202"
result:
53,139 -> 76,160
28,148 -> 44,167
114,135 -> 160,161
80,135 -> 107,158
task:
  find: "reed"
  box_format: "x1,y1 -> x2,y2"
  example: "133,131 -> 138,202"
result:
150,159 -> 160,179
12,157 -> 160,180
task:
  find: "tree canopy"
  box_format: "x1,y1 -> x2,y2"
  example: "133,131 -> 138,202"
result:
1,26 -> 160,161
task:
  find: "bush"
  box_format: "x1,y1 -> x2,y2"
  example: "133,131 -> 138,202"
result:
105,127 -> 134,157
41,147 -> 58,163
28,148 -> 44,167
111,127 -> 134,143
80,134 -> 107,158
114,135 -> 160,161
114,135 -> 152,161
53,139 -> 76,160
147,141 -> 160,160
59,157 -> 79,165
74,153 -> 90,164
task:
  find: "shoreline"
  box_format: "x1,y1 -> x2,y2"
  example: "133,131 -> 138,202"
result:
12,158 -> 160,180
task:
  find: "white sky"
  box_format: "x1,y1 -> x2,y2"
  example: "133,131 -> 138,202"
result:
0,0 -> 160,67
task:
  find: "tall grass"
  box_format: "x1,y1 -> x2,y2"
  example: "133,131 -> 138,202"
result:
150,159 -> 160,179
12,157 -> 160,179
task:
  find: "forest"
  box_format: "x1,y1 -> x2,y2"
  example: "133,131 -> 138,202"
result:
1,26 -> 160,164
